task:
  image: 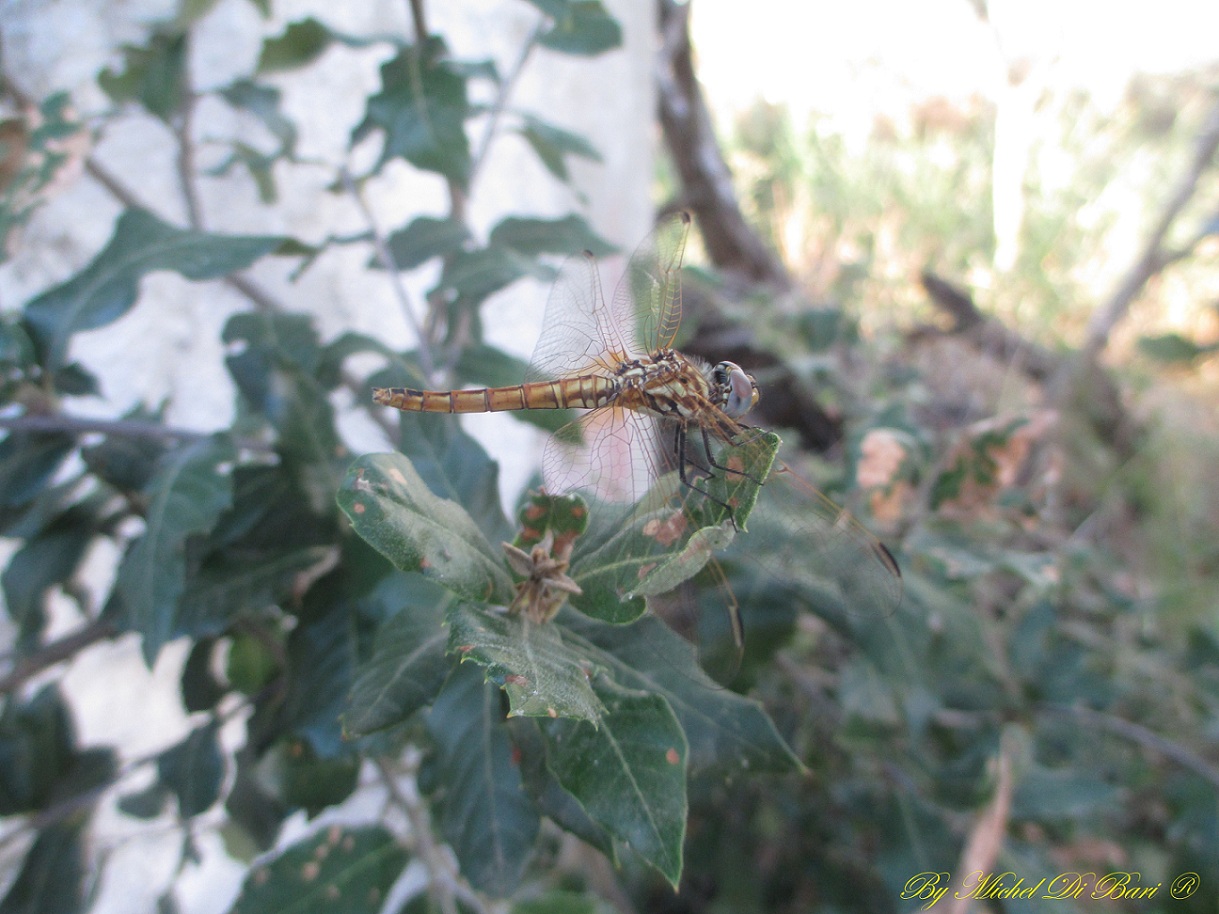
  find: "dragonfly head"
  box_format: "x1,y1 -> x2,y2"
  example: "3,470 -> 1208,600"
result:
712,360 -> 760,419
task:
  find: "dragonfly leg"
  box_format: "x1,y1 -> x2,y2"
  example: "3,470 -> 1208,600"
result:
674,425 -> 740,525
699,426 -> 766,487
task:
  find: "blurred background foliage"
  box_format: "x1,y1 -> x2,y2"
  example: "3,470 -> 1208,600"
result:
2,1 -> 1219,913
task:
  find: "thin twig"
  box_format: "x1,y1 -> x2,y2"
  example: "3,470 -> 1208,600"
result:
1040,703 -> 1219,789
174,47 -> 205,230
339,168 -> 437,381
0,618 -> 116,696
374,755 -> 489,914
0,413 -> 203,441
467,19 -> 544,193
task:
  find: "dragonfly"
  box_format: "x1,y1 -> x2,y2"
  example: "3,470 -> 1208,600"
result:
373,211 -> 902,672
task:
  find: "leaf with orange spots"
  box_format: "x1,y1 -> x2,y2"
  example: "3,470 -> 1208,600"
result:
230,826 -> 407,914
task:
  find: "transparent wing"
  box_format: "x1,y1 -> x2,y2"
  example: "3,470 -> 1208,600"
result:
525,252 -> 638,384
542,406 -> 666,506
525,212 -> 692,384
612,211 -> 690,353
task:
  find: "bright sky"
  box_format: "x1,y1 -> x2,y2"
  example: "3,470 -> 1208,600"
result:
692,0 -> 1219,126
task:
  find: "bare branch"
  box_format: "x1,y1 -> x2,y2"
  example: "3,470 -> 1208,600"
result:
1082,95 -> 1219,359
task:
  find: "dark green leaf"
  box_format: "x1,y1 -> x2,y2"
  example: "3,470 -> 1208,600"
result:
182,639 -> 227,713
277,741 -> 360,817
255,17 -> 332,73
380,216 -> 470,270
518,115 -> 602,183
97,31 -> 187,121
525,0 -> 623,55
354,37 -> 472,187
1,510 -> 96,647
392,411 -> 510,541
174,545 -> 334,639
426,663 -> 540,896
80,405 -> 171,492
115,434 -> 237,664
158,721 -> 225,818
438,245 -> 534,305
562,613 -> 801,778
223,312 -> 344,512
230,826 -> 408,914
0,431 -> 75,509
489,214 -> 614,258
337,452 -> 514,605
343,582 -> 451,737
225,756 -> 289,852
0,685 -> 76,814
24,209 -> 282,370
512,892 -> 618,914
270,587 -> 357,758
447,603 -> 604,722
118,780 -> 170,819
0,822 -> 85,914
542,680 -> 686,887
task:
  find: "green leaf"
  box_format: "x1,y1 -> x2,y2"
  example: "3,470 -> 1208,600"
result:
447,603 -> 605,722
0,685 -> 76,814
255,17 -> 333,73
489,214 -> 614,258
230,826 -> 408,914
524,0 -> 623,56
218,80 -> 298,156
438,245 -> 534,305
80,405 -> 171,492
512,891 -> 619,914
392,412 -> 510,542
23,209 -> 282,370
118,781 -> 170,820
157,722 -> 225,818
517,115 -> 602,183
0,822 -> 85,914
337,452 -> 514,605
426,663 -> 540,896
542,680 -> 686,887
342,582 -> 451,737
563,613 -> 801,777
276,741 -> 360,817
1,505 -> 97,647
97,31 -> 187,121
116,434 -> 237,664
272,586 -> 358,758
223,312 -> 344,512
175,546 -> 333,639
1012,765 -> 1120,820
380,216 -> 470,270
0,431 -> 75,509
1137,331 -> 1218,364
181,639 -> 226,713
354,37 -> 472,187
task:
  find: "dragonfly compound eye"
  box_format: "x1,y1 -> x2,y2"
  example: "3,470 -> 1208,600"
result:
717,361 -> 759,418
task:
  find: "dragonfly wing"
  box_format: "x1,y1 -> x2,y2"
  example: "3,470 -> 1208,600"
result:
543,406 -> 664,505
525,250 -> 640,384
611,211 -> 691,354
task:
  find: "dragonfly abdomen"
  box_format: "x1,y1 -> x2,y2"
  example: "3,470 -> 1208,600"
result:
373,376 -> 618,414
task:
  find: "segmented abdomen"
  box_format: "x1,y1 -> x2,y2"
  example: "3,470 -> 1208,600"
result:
373,376 -> 617,413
